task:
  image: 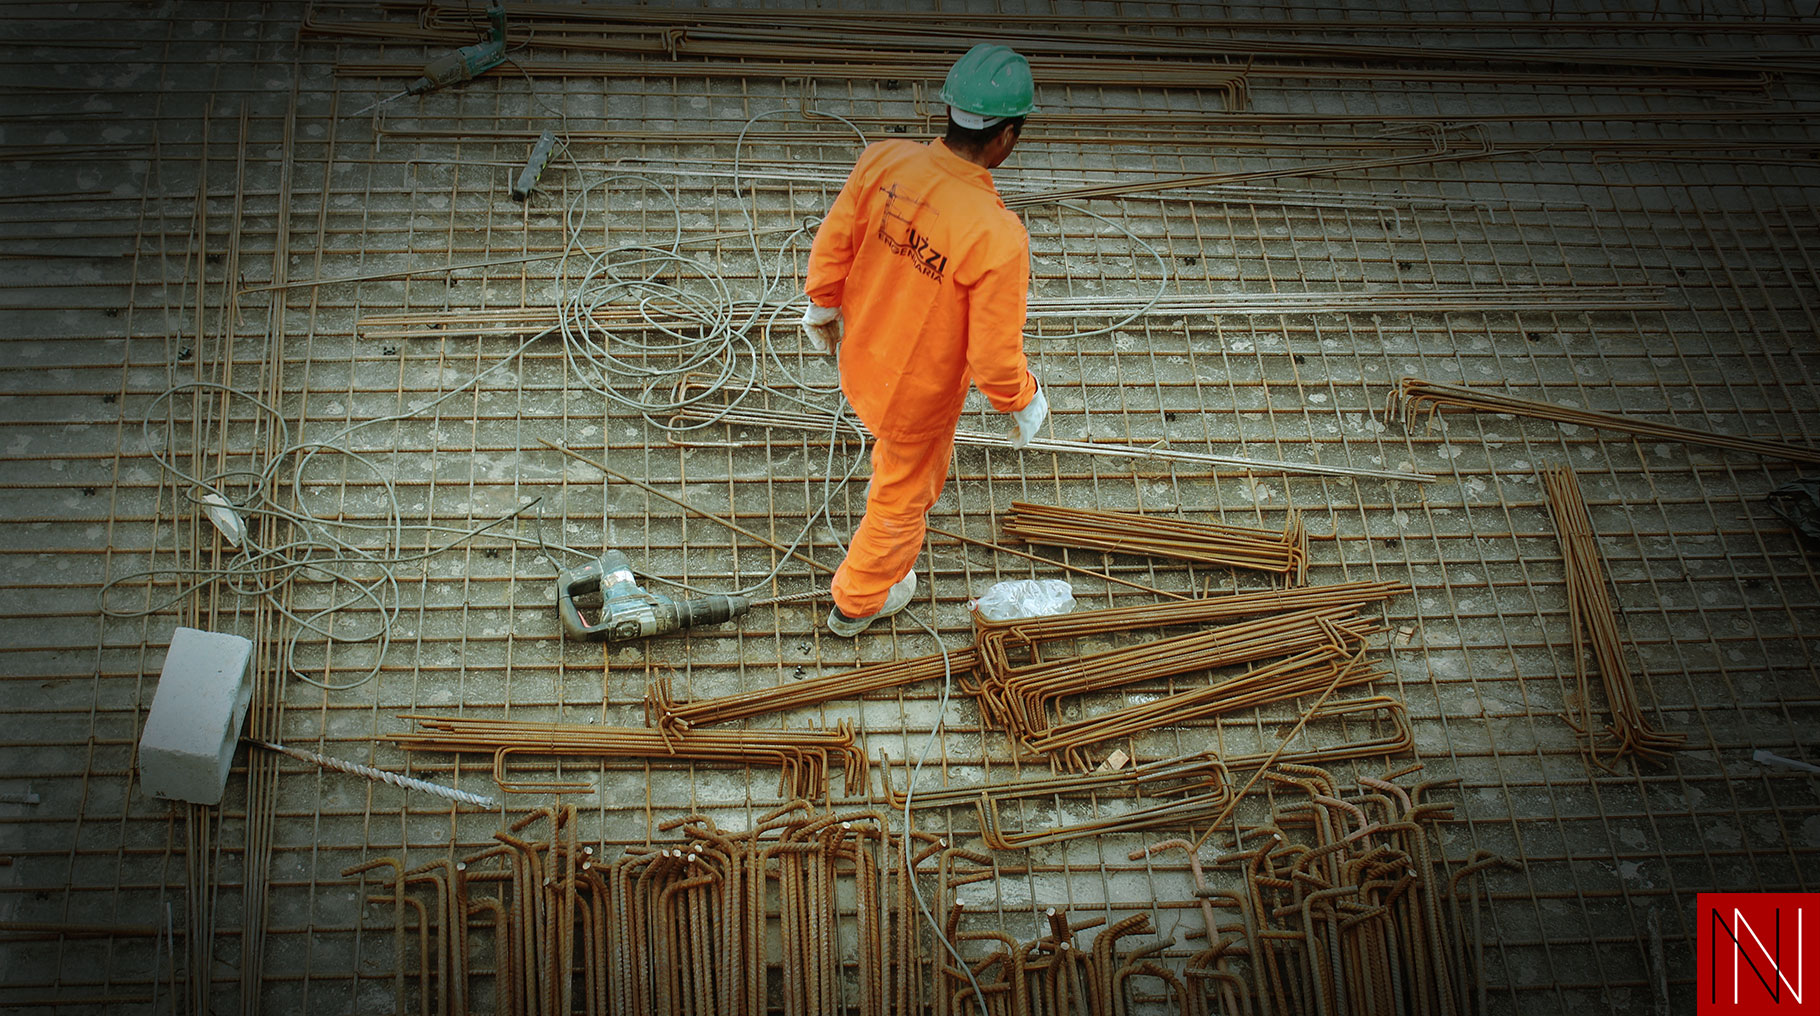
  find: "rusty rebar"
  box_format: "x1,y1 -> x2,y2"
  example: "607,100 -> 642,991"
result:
388,714 -> 868,799
1541,464 -> 1685,766
1001,501 -> 1310,581
1391,375 -> 1820,464
648,648 -> 977,735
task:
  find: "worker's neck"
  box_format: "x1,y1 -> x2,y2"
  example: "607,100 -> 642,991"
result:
950,145 -> 995,169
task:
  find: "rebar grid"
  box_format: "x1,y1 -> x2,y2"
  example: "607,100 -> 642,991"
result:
2,1 -> 1818,1013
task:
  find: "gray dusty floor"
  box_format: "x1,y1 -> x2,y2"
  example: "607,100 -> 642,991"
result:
2,2 -> 1818,1013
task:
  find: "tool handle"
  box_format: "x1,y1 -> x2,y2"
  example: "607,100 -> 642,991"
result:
675,593 -> 752,629
511,131 -> 559,201
557,557 -> 610,639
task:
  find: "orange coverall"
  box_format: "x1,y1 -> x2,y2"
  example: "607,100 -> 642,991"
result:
806,138 -> 1038,617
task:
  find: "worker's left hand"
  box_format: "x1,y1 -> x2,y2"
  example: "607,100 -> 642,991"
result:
1008,385 -> 1049,448
799,302 -> 842,353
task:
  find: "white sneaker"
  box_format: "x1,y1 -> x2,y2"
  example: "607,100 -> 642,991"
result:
826,572 -> 917,638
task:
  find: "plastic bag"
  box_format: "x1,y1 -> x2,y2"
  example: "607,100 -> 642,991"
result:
970,579 -> 1075,622
1767,477 -> 1820,543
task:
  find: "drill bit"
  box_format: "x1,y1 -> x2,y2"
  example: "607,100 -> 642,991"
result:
749,589 -> 826,608
348,90 -> 408,118
247,738 -> 497,808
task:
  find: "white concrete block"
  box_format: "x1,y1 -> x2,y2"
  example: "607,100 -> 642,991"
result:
137,627 -> 255,806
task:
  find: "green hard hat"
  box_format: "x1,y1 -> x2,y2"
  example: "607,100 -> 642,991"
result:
938,44 -> 1036,120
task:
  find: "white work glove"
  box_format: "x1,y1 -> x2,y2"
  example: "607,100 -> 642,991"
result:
799,302 -> 842,354
1008,385 -> 1049,449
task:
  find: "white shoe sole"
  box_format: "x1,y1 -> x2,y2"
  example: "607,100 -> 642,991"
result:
826,573 -> 916,637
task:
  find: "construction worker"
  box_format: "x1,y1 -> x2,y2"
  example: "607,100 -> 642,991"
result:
801,43 -> 1048,637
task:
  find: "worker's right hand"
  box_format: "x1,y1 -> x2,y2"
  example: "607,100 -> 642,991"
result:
799,302 -> 842,354
1008,385 -> 1049,449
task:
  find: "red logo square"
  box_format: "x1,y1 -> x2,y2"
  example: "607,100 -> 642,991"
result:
1698,893 -> 1819,1012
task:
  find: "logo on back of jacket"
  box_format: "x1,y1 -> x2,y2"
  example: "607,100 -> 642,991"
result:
876,182 -> 948,282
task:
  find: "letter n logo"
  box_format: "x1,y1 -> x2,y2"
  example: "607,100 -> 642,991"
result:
1698,893 -> 1817,1013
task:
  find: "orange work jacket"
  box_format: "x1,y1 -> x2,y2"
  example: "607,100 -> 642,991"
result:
806,139 -> 1037,443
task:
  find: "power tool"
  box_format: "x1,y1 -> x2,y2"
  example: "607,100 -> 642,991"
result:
351,6 -> 508,117
558,550 -> 751,642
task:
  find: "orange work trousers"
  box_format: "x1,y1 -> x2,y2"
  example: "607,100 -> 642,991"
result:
830,429 -> 958,617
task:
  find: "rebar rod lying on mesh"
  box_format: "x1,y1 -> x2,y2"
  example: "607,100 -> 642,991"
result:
647,648 -> 978,735
328,5 -> 1801,80
664,381 -> 1436,483
981,787 -> 1238,851
1001,501 -> 1310,581
1541,464 -> 1685,765
1390,375 -> 1820,464
387,715 -> 867,799
1221,695 -> 1414,769
355,284 -> 1672,341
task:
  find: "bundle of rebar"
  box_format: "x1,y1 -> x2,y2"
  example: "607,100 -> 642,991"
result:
917,769 -> 1511,1016
1541,465 -> 1685,765
1001,502 -> 1310,581
965,582 -> 1405,756
970,579 -> 1406,649
936,908 -> 1190,1015
875,695 -> 1413,849
878,751 -> 1232,851
344,804 -> 936,1016
387,714 -> 868,799
1025,645 -> 1381,770
973,605 -> 1379,739
1129,765 -> 1515,1016
901,838 -> 1212,1016
647,648 -> 978,735
345,802 -> 1263,1016
1391,375 -> 1820,464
